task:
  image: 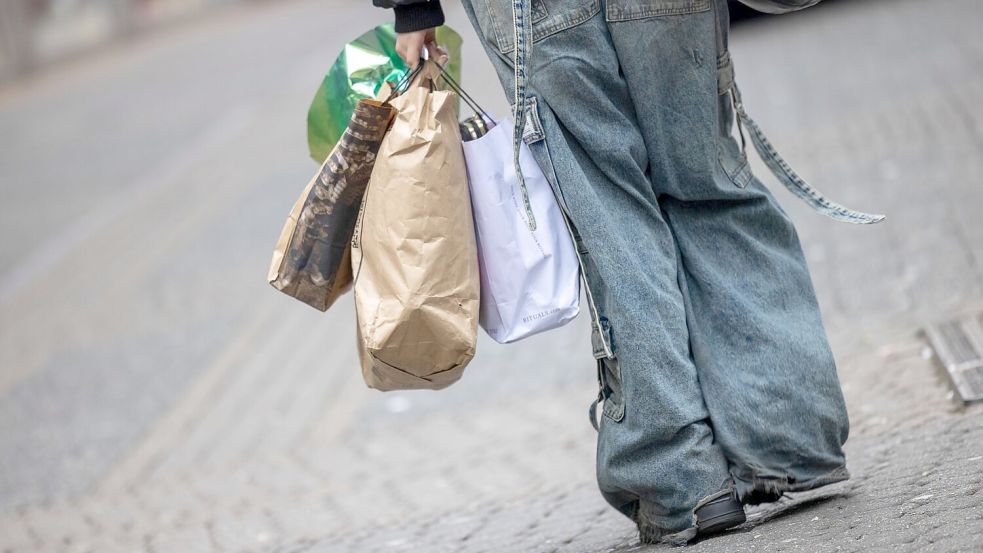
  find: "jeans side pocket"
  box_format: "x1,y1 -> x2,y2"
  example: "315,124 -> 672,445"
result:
600,357 -> 626,423
717,135 -> 753,189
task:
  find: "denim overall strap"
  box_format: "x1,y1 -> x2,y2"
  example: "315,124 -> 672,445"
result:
710,0 -> 883,225
729,85 -> 885,225
511,0 -> 538,231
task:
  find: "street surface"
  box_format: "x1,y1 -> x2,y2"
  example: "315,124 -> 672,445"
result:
0,0 -> 981,551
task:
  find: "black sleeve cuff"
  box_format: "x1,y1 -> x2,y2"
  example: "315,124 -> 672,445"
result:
393,1 -> 444,33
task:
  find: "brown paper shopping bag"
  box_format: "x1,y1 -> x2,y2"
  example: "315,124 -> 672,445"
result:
268,97 -> 396,311
352,61 -> 479,391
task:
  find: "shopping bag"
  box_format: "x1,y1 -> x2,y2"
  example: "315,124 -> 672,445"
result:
268,97 -> 396,311
306,23 -> 463,162
352,61 -> 479,391
462,117 -> 580,343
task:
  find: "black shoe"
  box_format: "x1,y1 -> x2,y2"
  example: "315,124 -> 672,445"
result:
743,488 -> 783,505
695,490 -> 746,536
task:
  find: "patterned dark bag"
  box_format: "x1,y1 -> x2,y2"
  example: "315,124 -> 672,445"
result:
268,98 -> 397,311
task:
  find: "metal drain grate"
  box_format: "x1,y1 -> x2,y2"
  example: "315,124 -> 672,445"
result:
925,312 -> 983,404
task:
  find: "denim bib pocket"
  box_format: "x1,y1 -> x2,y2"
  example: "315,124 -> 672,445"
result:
605,0 -> 710,22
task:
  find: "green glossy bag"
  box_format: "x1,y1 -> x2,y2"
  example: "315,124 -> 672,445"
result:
306,23 -> 462,162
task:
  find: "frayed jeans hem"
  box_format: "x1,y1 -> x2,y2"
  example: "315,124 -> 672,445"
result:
733,466 -> 851,505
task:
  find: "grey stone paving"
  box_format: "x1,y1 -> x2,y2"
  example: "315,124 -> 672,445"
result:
0,0 -> 981,552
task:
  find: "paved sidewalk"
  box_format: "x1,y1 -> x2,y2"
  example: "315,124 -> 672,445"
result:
0,0 -> 981,552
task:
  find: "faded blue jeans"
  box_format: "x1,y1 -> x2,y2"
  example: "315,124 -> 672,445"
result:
460,0 -> 881,542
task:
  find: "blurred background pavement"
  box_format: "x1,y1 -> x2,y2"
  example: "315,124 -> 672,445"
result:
0,0 -> 982,551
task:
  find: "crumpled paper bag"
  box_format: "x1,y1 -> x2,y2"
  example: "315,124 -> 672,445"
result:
352,61 -> 479,391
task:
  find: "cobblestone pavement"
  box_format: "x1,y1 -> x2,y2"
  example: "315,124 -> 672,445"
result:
1,0 -> 982,552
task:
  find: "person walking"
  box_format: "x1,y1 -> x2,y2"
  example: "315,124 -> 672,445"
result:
373,0 -> 882,544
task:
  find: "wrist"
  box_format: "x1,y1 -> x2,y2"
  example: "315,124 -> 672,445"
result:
394,1 -> 444,33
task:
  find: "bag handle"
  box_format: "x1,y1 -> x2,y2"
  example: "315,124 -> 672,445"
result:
383,61 -> 426,104
386,59 -> 496,126
434,61 -> 496,125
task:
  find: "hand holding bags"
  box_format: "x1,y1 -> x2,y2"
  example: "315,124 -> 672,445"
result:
462,116 -> 580,343
306,23 -> 463,162
276,53 -> 579,391
352,61 -> 480,391
269,98 -> 396,311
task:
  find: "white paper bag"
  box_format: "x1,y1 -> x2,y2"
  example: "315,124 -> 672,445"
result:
462,117 -> 580,343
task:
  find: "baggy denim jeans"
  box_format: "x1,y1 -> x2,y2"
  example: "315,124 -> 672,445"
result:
459,0 -> 882,541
